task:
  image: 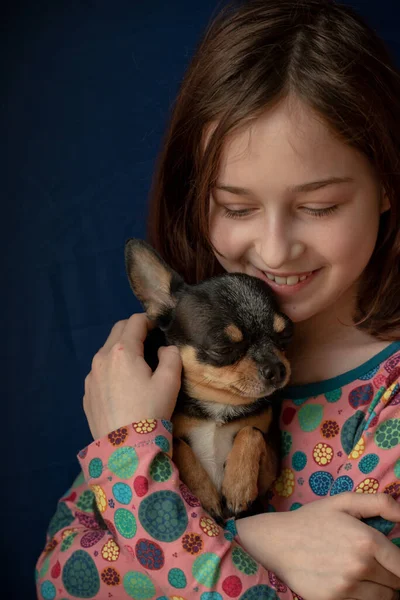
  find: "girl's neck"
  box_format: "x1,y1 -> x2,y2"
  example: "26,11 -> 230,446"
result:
286,288 -> 391,385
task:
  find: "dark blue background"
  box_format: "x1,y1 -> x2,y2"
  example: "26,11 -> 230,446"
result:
3,1 -> 399,597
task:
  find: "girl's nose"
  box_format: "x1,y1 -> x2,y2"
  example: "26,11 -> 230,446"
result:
256,232 -> 305,271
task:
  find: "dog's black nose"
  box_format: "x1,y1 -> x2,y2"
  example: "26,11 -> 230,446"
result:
259,362 -> 286,385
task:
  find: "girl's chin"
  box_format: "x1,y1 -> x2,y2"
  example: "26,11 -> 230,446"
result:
275,301 -> 319,324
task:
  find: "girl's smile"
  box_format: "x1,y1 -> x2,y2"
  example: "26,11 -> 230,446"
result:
257,267 -> 321,297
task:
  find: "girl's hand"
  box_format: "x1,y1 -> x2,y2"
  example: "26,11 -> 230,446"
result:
83,313 -> 182,440
236,492 -> 400,600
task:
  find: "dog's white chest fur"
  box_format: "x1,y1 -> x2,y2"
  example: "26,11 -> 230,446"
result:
187,421 -> 234,492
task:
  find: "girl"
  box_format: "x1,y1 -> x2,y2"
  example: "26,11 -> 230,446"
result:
36,1 -> 400,599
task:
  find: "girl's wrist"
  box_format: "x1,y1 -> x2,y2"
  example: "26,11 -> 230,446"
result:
235,511 -> 288,573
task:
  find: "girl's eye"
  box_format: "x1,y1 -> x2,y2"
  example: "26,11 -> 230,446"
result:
222,205 -> 339,219
223,207 -> 254,219
302,205 -> 338,217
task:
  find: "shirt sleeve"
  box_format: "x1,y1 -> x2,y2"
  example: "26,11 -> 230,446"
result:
335,376 -> 400,546
35,418 -> 301,599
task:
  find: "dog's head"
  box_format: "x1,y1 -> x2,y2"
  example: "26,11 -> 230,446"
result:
125,238 -> 292,404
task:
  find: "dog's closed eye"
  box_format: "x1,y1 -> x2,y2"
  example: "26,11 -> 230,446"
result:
276,327 -> 293,350
208,347 -> 234,359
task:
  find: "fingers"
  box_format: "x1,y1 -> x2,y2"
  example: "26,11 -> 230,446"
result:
120,313 -> 156,353
102,319 -> 128,352
347,579 -> 399,599
101,313 -> 156,355
374,537 -> 400,584
152,345 -> 182,394
365,556 -> 400,597
337,492 -> 400,522
337,493 -> 400,585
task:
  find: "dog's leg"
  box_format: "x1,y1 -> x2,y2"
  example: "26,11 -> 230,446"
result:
222,426 -> 270,517
257,437 -> 278,498
173,438 -> 223,523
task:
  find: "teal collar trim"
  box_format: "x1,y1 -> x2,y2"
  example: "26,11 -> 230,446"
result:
283,341 -> 400,399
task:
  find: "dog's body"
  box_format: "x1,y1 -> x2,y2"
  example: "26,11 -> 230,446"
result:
126,239 -> 293,522
143,327 -> 281,520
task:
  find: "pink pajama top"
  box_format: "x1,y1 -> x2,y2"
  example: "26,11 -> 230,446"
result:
36,342 -> 400,599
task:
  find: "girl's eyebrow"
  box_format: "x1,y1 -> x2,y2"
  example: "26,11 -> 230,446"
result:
214,176 -> 354,195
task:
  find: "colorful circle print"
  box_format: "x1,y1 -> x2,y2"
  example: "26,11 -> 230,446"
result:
192,553 -> 221,588
309,471 -> 334,496
62,550 -> 100,598
150,453 -> 173,482
161,419 -> 173,433
123,571 -> 155,599
88,457 -> 103,478
168,568 -> 187,588
292,451 -> 307,471
40,580 -> 56,600
298,404 -> 323,432
114,508 -> 137,539
108,446 -> 139,479
112,482 -> 132,505
134,475 -> 149,497
81,530 -> 105,549
375,419 -> 400,449
222,575 -> 243,597
139,491 -> 188,542
239,584 -> 279,599
330,476 -> 354,496
359,453 -> 380,474
155,435 -> 170,453
135,539 -> 165,570
232,547 -> 258,576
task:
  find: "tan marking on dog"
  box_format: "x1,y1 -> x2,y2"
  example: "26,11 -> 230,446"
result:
179,346 -> 266,404
273,314 -> 286,333
224,324 -> 243,342
222,426 -> 272,515
171,413 -> 203,438
257,439 -> 279,497
273,348 -> 291,386
220,406 -> 273,435
172,437 -> 222,517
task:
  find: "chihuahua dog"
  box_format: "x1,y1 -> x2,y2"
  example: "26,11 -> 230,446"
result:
125,238 -> 293,522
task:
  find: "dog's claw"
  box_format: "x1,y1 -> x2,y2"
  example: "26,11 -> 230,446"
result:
209,510 -> 224,526
221,494 -> 253,519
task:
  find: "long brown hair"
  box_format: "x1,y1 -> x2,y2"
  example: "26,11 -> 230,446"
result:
147,0 -> 400,340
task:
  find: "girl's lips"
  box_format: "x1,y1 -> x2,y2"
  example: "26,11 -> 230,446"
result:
257,268 -> 321,296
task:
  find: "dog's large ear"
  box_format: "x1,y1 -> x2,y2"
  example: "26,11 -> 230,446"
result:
124,238 -> 184,321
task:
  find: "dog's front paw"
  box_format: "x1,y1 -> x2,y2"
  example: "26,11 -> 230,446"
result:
200,493 -> 223,523
221,475 -> 258,518
207,508 -> 225,527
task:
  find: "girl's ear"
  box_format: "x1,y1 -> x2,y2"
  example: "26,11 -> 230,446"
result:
380,187 -> 391,214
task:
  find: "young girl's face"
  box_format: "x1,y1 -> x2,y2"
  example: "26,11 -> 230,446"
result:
208,98 -> 389,324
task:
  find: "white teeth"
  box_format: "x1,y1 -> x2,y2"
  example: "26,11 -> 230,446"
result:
264,272 -> 310,285
286,275 -> 300,285
275,276 -> 289,285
